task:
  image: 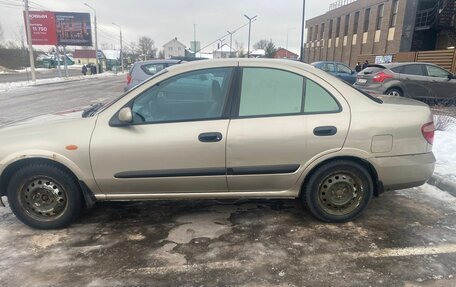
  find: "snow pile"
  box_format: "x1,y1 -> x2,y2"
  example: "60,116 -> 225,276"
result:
0,72 -> 125,93
433,115 -> 456,181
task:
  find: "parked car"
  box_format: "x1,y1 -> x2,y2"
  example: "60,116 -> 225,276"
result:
0,59 -> 435,229
311,61 -> 357,84
125,59 -> 181,91
354,62 -> 456,102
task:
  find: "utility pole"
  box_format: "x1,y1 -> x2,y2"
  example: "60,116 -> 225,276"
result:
85,3 -> 99,74
113,22 -> 124,73
300,0 -> 306,62
24,0 -> 36,82
244,14 -> 257,58
227,30 -> 235,57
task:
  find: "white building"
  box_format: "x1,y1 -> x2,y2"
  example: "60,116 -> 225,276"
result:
163,37 -> 186,59
213,44 -> 237,59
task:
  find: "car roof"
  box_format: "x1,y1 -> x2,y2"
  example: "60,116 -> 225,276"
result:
311,61 -> 348,65
134,59 -> 181,66
367,62 -> 440,70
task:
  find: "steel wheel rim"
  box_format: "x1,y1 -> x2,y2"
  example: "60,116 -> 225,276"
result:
317,172 -> 364,216
19,177 -> 68,221
388,90 -> 400,97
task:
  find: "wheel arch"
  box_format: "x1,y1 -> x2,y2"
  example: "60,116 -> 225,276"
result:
299,156 -> 382,198
0,157 -> 95,208
385,86 -> 404,96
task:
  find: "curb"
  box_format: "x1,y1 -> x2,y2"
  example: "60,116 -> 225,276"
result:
428,174 -> 456,197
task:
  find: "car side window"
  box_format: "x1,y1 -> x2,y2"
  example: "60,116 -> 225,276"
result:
401,64 -> 425,76
426,65 -> 450,78
132,68 -> 233,123
238,68 -> 340,117
141,64 -> 166,76
322,63 -> 335,73
337,64 -> 352,74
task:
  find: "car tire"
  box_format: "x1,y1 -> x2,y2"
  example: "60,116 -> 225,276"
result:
7,163 -> 81,229
301,160 -> 373,223
385,88 -> 403,97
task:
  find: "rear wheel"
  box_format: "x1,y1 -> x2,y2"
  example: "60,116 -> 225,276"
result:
302,160 -> 373,222
7,164 -> 81,229
385,88 -> 403,97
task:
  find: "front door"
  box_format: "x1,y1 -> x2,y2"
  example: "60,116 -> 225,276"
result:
424,64 -> 456,101
90,67 -> 234,194
226,65 -> 350,192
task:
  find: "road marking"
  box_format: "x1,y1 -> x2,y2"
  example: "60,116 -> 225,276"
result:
127,244 -> 456,275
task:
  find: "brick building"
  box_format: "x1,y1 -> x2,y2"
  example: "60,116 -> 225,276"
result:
274,48 -> 299,60
304,0 -> 456,68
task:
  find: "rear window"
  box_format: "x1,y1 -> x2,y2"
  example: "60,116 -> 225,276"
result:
360,66 -> 384,75
390,66 -> 403,73
141,63 -> 167,75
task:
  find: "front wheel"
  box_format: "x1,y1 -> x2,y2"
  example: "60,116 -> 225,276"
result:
7,164 -> 81,229
302,160 -> 373,223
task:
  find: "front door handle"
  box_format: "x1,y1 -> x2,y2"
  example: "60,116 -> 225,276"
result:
313,126 -> 337,136
198,132 -> 223,142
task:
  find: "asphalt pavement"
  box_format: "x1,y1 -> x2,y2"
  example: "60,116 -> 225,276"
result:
0,77 -> 455,286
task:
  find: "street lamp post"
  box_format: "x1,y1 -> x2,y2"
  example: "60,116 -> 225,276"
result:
227,30 -> 235,57
300,0 -> 306,62
84,3 -> 99,74
244,14 -> 257,58
112,22 -> 124,73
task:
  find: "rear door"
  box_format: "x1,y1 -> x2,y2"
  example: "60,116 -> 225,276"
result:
424,64 -> 456,101
225,64 -> 350,192
398,64 -> 432,99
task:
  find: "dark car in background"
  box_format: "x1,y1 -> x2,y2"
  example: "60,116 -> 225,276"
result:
311,61 -> 357,84
125,59 -> 181,91
354,62 -> 456,103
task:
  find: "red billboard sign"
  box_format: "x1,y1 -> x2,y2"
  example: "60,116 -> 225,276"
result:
25,11 -> 57,45
25,11 -> 92,46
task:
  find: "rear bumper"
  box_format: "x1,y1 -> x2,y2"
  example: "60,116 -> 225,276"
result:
370,152 -> 436,191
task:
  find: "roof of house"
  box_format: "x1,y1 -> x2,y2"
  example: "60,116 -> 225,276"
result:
214,44 -> 236,53
276,48 -> 299,57
163,37 -> 186,48
73,49 -> 97,58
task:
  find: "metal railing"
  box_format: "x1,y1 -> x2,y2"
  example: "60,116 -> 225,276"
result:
329,0 -> 357,11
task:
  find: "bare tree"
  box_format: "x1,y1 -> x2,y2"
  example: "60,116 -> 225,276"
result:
253,39 -> 269,50
235,40 -> 245,58
137,36 -> 156,60
0,22 -> 4,46
265,41 -> 277,58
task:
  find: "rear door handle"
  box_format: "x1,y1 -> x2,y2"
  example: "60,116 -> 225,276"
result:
198,132 -> 223,142
313,126 -> 337,136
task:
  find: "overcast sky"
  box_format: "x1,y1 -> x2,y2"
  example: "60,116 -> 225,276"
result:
0,0 -> 334,54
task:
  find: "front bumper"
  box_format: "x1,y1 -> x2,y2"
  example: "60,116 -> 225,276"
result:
370,152 -> 436,191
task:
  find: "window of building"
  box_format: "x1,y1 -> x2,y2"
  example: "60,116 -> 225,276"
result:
329,20 -> 333,37
315,25 -> 319,40
308,26 -> 313,41
353,11 -> 360,34
363,8 -> 371,32
344,14 -> 350,36
376,4 -> 384,30
321,23 -> 325,39
168,47 -> 173,51
336,17 -> 341,37
390,0 -> 399,27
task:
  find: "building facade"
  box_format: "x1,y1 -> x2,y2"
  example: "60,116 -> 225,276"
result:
163,38 -> 187,59
274,48 -> 299,60
304,0 -> 456,68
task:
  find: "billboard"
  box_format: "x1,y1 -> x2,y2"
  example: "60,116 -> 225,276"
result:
26,11 -> 57,45
55,12 -> 92,46
25,11 -> 92,46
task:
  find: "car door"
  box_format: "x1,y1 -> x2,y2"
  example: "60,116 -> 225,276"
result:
225,64 -> 350,192
424,64 -> 456,101
336,63 -> 356,84
399,64 -> 432,99
90,67 -> 235,195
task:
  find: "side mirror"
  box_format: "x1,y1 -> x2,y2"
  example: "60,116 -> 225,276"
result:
118,107 -> 133,123
351,70 -> 356,75
448,73 -> 454,80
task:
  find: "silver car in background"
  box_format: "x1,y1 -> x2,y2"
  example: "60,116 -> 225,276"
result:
354,62 -> 456,103
125,59 -> 181,91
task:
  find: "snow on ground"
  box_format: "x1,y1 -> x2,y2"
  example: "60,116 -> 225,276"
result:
0,72 -> 126,93
433,115 -> 456,182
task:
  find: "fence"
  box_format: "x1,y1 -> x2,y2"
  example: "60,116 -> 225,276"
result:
358,49 -> 456,73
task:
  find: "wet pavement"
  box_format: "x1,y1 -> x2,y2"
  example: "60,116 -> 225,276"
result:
0,78 -> 456,286
0,184 -> 455,286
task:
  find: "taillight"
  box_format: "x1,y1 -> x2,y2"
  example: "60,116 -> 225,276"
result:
372,72 -> 393,83
126,74 -> 132,85
421,122 -> 435,145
